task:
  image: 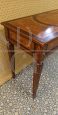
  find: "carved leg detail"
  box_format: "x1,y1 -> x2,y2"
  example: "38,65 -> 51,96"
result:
8,42 -> 15,78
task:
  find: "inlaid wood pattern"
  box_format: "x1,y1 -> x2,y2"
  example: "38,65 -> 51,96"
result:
1,9 -> 58,98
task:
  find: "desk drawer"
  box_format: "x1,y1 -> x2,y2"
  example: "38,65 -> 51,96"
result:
9,30 -> 34,50
47,37 -> 58,50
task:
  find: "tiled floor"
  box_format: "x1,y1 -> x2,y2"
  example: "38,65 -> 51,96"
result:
0,49 -> 58,115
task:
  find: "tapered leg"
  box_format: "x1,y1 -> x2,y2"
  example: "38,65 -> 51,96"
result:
8,42 -> 15,78
33,47 -> 44,98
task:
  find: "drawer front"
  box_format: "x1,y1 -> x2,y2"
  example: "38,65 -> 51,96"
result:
9,30 -> 34,50
47,37 -> 58,50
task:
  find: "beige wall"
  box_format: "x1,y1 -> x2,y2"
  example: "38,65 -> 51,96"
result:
0,0 -> 58,85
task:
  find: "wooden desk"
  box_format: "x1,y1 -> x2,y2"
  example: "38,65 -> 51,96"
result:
1,9 -> 58,98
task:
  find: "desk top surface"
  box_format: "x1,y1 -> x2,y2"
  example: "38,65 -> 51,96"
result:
1,9 -> 58,43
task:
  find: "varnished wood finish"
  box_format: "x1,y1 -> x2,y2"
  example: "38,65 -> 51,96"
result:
33,46 -> 44,98
1,9 -> 58,98
9,30 -> 34,50
33,9 -> 58,26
